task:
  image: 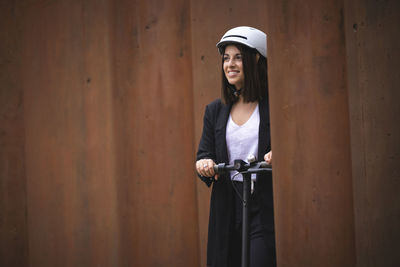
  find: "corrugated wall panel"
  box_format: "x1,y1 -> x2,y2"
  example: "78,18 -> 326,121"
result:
20,0 -> 119,266
345,0 -> 400,266
0,2 -> 28,266
266,1 -> 356,266
110,0 -> 200,266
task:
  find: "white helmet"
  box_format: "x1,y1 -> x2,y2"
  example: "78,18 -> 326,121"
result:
216,26 -> 267,58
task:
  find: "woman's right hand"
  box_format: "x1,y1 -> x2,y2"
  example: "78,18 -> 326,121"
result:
264,150 -> 272,165
196,159 -> 218,180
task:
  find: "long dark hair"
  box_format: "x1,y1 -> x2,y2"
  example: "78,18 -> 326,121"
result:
221,43 -> 268,105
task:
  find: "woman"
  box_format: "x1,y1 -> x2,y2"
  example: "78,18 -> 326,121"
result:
196,26 -> 276,267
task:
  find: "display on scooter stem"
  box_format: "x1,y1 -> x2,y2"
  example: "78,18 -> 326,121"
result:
213,155 -> 272,175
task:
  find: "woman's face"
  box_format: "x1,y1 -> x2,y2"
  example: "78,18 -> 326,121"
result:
223,45 -> 244,89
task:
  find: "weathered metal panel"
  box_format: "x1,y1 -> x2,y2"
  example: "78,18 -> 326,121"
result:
110,0 -> 200,266
345,0 -> 400,266
0,2 -> 28,266
20,0 -> 120,266
266,1 -> 356,266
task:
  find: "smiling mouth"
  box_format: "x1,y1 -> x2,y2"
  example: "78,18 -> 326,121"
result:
227,70 -> 240,77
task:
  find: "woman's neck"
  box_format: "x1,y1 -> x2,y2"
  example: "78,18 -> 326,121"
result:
235,96 -> 257,106
230,98 -> 258,126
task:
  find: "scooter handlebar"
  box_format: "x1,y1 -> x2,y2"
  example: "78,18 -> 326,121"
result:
213,161 -> 272,174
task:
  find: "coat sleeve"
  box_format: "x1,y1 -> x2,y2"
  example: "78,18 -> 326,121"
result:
196,102 -> 219,187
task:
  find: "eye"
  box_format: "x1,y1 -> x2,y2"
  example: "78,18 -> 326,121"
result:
235,54 -> 242,60
223,56 -> 230,62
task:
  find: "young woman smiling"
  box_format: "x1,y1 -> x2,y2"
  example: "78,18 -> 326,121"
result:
196,26 -> 276,267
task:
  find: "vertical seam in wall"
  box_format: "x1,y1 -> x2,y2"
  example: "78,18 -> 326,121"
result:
341,2 -> 358,263
19,1 -> 31,264
104,0 -> 121,265
188,1 -> 201,266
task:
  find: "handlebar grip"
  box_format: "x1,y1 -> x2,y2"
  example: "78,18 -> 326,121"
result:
213,164 -> 218,173
213,163 -> 226,174
259,161 -> 272,168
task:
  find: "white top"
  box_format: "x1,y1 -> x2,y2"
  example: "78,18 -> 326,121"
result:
226,104 -> 259,182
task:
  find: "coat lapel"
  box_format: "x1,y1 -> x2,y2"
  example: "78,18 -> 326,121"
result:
215,102 -> 231,164
258,97 -> 271,160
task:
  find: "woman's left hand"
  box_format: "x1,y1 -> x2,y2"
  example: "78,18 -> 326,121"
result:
264,150 -> 272,165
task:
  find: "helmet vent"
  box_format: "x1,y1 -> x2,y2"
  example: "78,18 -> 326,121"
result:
223,35 -> 247,40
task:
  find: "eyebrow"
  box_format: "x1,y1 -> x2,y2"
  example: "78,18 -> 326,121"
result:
223,53 -> 242,56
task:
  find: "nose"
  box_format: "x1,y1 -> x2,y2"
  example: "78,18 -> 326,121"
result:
227,58 -> 236,67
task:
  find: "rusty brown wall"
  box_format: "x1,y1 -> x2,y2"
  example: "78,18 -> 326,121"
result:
19,0 -> 120,266
1,0 -> 399,266
266,1 -> 356,266
344,0 -> 400,266
0,2 -> 29,267
1,0 -> 200,266
110,0 -> 199,266
265,0 -> 399,266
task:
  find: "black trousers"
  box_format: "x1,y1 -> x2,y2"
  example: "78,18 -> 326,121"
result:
228,181 -> 276,267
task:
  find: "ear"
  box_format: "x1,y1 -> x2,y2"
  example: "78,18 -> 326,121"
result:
256,53 -> 260,62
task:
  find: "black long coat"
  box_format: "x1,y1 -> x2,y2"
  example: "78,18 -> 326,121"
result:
196,97 -> 275,267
